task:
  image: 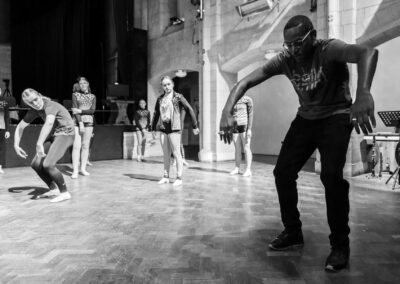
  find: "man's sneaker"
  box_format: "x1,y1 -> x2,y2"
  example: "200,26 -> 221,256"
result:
39,189 -> 60,198
229,167 -> 239,175
50,192 -> 71,203
182,160 -> 190,166
269,230 -> 304,251
325,246 -> 349,272
157,177 -> 170,184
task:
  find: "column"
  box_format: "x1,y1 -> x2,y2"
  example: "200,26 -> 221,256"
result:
198,0 -> 235,162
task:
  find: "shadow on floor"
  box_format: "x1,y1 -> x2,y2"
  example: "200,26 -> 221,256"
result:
8,186 -> 50,199
253,154 -> 315,173
188,166 -> 230,174
124,174 -> 160,182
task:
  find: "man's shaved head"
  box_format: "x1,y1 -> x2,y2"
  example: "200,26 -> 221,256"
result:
284,15 -> 314,35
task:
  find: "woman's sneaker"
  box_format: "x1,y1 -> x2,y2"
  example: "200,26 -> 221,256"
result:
157,177 -> 169,184
173,178 -> 182,186
50,192 -> 71,203
269,230 -> 304,250
229,167 -> 239,175
242,169 -> 252,177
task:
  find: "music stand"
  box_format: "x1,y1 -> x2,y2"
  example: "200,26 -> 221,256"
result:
378,111 -> 400,127
379,111 -> 400,189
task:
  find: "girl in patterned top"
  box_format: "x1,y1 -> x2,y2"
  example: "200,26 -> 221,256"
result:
230,95 -> 253,177
71,77 -> 96,179
134,99 -> 151,162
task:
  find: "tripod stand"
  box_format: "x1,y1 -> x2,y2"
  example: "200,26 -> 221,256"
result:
1,79 -> 12,97
385,141 -> 400,190
378,111 -> 400,190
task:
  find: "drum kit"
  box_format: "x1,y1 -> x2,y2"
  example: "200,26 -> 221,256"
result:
367,111 -> 400,189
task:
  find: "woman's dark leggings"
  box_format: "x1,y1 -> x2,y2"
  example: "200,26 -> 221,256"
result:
31,135 -> 74,192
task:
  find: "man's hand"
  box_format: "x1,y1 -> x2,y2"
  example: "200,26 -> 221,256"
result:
350,90 -> 376,134
71,108 -> 82,115
193,128 -> 200,135
36,144 -> 46,158
5,131 -> 10,139
219,109 -> 235,144
14,146 -> 28,159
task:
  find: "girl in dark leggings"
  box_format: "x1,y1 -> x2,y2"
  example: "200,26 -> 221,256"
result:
14,88 -> 75,203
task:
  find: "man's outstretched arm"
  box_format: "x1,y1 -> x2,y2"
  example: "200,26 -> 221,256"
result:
329,41 -> 379,134
219,60 -> 280,144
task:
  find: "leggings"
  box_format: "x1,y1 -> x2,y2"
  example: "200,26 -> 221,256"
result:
31,135 -> 74,192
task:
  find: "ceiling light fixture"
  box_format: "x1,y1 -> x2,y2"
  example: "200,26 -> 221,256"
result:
236,0 -> 275,18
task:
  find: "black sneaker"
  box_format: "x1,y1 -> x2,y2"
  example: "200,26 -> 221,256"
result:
269,230 -> 304,251
325,246 -> 349,272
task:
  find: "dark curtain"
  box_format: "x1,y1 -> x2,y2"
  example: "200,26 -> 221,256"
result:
11,0 -> 105,105
112,0 -> 132,85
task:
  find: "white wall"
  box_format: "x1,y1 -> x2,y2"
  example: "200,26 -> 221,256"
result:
371,36 -> 400,132
238,61 -> 298,155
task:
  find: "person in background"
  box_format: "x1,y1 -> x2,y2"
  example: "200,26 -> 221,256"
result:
134,99 -> 151,162
229,95 -> 253,177
71,77 -> 96,178
0,88 -> 11,174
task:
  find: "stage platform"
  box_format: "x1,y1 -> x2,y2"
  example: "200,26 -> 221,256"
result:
1,158 -> 400,283
3,125 -> 133,168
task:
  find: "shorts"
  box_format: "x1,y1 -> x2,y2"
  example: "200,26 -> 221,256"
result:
232,125 -> 247,133
75,121 -> 94,127
160,121 -> 181,135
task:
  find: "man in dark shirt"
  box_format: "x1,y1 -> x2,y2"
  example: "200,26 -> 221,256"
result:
220,15 -> 378,271
14,88 -> 75,203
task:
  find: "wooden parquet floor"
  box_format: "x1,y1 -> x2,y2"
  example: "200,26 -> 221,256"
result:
1,158 -> 400,284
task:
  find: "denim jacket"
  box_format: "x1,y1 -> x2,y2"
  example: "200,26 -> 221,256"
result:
152,92 -> 198,131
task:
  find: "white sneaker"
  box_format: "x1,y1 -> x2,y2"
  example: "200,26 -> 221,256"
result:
137,156 -> 142,162
182,160 -> 190,166
39,189 -> 60,198
229,168 -> 239,175
173,179 -> 182,186
0,166 -> 4,174
50,192 -> 71,203
87,161 -> 93,166
242,169 -> 252,177
157,177 -> 170,184
71,172 -> 79,179
80,170 -> 90,176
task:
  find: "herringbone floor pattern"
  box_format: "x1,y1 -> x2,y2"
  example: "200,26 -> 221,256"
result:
1,158 -> 400,284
